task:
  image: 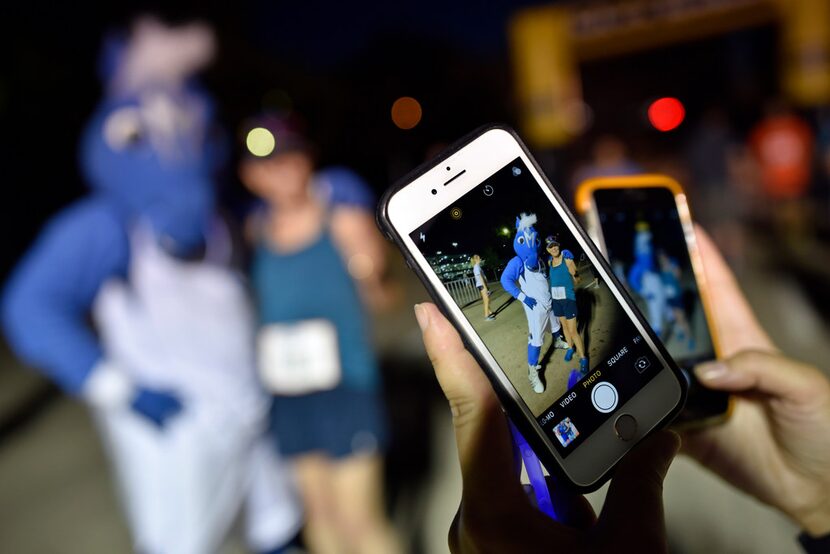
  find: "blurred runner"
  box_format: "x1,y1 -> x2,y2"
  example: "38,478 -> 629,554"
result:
684,108 -> 749,265
572,134 -> 643,192
471,254 -> 495,320
749,100 -> 815,238
2,18 -> 301,554
239,113 -> 401,554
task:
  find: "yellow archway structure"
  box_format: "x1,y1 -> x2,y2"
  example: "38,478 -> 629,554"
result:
510,0 -> 830,148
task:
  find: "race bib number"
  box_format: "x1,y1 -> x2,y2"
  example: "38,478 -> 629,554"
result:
257,319 -> 341,395
551,286 -> 567,300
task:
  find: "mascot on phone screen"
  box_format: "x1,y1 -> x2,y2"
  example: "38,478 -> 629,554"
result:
627,221 -> 668,337
500,213 -> 567,394
2,18 -> 300,554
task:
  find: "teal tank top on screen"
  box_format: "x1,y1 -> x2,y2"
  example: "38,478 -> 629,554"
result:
548,259 -> 575,300
251,227 -> 379,391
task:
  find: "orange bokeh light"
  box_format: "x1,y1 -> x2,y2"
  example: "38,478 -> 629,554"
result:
391,96 -> 422,130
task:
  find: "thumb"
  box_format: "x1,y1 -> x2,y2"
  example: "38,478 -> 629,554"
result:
695,350 -> 829,406
597,430 -> 680,552
415,303 -> 521,504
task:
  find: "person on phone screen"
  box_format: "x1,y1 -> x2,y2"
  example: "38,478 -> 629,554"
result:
471,254 -> 495,320
500,213 -> 568,394
413,227 -> 830,554
546,237 -> 588,376
657,249 -> 694,351
239,113 -> 401,554
628,221 -> 669,337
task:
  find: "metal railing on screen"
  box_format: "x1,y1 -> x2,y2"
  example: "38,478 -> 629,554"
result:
445,276 -> 480,307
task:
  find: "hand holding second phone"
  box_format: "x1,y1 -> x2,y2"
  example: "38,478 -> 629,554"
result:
683,228 -> 830,537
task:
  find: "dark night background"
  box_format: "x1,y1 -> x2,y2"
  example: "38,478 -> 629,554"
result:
1,1 -> 778,280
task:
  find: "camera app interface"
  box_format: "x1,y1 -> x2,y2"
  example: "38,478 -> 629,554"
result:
410,158 -> 663,456
593,187 -> 727,422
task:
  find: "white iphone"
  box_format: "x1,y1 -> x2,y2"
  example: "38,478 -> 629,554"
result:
377,126 -> 687,491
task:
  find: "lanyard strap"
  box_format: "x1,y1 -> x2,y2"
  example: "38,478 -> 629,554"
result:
508,419 -> 558,521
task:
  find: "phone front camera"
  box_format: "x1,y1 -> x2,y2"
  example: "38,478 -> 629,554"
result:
446,166 -> 451,171
431,188 -> 437,195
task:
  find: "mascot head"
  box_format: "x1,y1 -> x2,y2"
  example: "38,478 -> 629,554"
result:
513,212 -> 541,268
633,220 -> 654,269
79,17 -> 222,254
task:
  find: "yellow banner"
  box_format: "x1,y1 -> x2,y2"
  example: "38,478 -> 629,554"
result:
780,0 -> 830,106
509,6 -> 583,148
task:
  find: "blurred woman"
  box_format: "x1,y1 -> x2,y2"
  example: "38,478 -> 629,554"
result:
546,237 -> 588,373
657,250 -> 694,350
239,114 -> 400,554
471,254 -> 495,320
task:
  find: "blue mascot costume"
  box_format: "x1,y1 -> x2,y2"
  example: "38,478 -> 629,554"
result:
500,213 -> 565,394
627,220 -> 668,337
2,18 -> 300,554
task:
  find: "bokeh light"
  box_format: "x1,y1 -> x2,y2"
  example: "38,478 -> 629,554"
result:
648,97 -> 685,132
391,96 -> 422,130
246,127 -> 276,157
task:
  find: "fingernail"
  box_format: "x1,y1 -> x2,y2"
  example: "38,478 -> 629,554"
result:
414,303 -> 430,331
695,361 -> 729,381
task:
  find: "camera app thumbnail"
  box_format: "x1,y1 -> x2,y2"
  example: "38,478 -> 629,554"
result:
554,417 -> 579,447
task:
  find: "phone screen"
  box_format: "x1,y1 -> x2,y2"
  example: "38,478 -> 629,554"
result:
410,158 -> 667,457
592,187 -> 729,424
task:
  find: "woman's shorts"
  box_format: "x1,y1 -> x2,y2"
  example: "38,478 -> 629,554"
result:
552,298 -> 577,319
269,387 -> 388,459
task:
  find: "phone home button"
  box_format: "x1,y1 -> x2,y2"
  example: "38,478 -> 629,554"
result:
590,381 -> 618,413
614,414 -> 638,441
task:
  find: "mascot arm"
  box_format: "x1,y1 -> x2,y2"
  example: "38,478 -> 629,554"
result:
2,200 -> 130,403
316,166 -> 376,211
627,263 -> 644,293
500,257 -> 524,300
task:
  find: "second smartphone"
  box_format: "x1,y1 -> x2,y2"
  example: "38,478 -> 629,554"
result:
378,126 -> 687,491
576,176 -> 731,427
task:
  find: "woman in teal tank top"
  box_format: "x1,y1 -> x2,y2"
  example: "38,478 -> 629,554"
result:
546,237 -> 588,373
239,114 -> 401,554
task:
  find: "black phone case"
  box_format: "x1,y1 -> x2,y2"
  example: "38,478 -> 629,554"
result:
376,123 -> 688,493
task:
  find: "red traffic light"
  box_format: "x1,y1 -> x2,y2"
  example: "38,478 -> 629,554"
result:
648,97 -> 685,132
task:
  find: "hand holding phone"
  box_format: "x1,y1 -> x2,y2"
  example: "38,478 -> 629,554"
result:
575,176 -> 731,427
681,230 -> 830,538
415,301 -> 680,552
379,126 -> 687,490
